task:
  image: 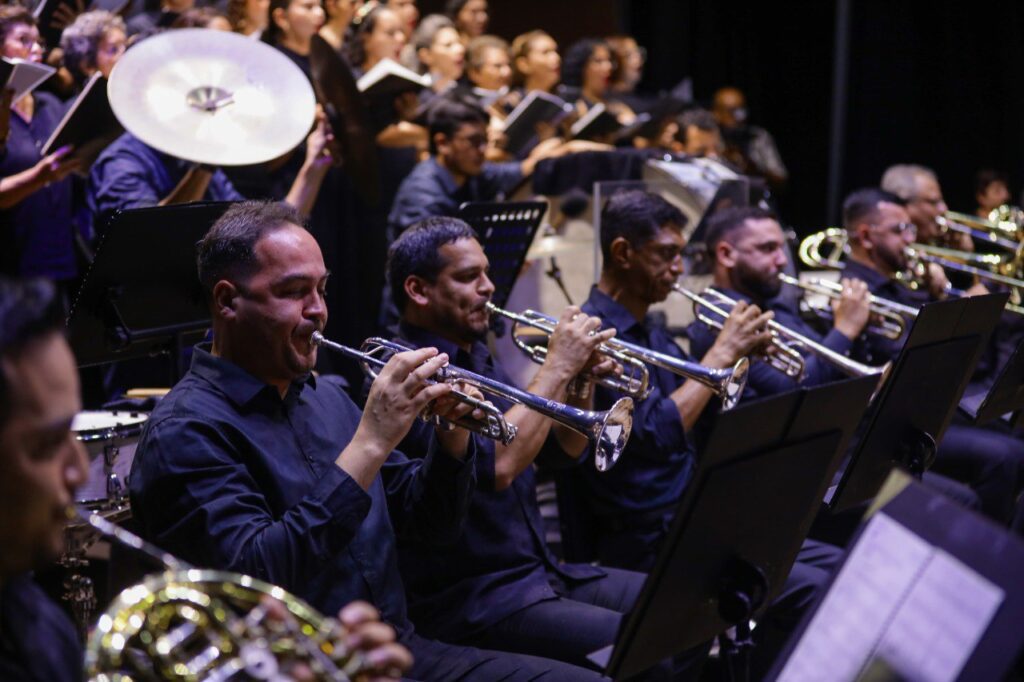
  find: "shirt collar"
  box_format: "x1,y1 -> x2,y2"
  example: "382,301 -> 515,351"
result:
427,157 -> 461,197
842,259 -> 891,289
190,345 -> 315,407
396,321 -> 489,366
586,286 -> 647,336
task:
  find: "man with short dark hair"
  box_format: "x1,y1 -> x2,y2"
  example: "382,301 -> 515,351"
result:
0,278 -> 86,682
383,217 -> 693,677
687,205 -> 871,401
839,188 -> 1022,523
130,200 -> 594,680
674,108 -> 722,159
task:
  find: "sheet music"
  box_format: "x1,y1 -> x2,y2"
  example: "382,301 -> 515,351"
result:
875,550 -> 1003,682
774,513 -> 1003,682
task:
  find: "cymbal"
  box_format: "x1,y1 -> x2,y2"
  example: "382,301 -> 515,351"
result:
526,232 -> 590,260
107,29 -> 316,166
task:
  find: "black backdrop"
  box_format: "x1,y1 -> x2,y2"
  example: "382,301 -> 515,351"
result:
420,0 -> 1024,235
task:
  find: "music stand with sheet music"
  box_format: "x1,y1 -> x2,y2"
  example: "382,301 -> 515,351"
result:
67,202 -> 233,372
825,293 -> 1008,514
959,335 -> 1024,428
769,471 -> 1024,682
457,200 -> 547,311
589,375 -> 880,681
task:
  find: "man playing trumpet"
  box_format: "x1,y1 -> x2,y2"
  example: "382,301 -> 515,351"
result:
382,216 -> 695,678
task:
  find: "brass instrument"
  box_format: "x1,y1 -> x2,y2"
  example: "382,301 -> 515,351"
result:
777,273 -> 915,340
311,333 -> 634,471
485,302 -> 652,400
485,302 -> 748,410
798,228 -> 1024,315
936,213 -> 1021,253
675,285 -> 891,386
79,508 -> 368,681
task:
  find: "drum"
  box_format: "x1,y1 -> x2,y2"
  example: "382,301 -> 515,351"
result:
72,411 -> 148,506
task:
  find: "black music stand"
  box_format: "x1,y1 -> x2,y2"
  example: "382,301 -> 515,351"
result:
825,293 -> 1008,513
67,202 -> 233,372
959,335 -> 1024,428
590,375 -> 879,681
457,200 -> 547,310
770,472 -> 1024,682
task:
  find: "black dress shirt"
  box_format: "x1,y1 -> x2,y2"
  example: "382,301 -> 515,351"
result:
388,322 -> 604,642
129,346 -> 476,637
0,575 -> 81,682
579,287 -> 697,520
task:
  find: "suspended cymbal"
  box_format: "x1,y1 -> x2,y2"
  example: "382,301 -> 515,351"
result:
107,29 -> 316,166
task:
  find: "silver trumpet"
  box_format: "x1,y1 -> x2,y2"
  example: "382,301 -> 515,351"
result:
485,302 -> 652,400
486,302 -> 748,410
311,332 -> 634,472
777,273 -> 915,340
675,285 -> 891,386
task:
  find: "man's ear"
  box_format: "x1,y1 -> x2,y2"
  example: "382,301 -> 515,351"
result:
434,132 -> 451,157
853,222 -> 874,251
607,236 -> 633,270
716,239 -> 738,268
417,46 -> 433,69
212,280 -> 240,319
404,275 -> 431,307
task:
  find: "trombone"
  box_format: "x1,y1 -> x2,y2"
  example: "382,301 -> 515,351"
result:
484,302 -> 652,400
311,332 -> 634,472
486,302 -> 749,410
674,285 -> 892,384
777,272 -> 915,340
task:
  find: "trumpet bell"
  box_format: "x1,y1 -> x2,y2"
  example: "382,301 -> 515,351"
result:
593,397 -> 634,472
722,357 -> 749,410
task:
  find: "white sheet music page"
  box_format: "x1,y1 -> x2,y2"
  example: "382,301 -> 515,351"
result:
774,513 -> 1004,682
875,549 -> 1003,682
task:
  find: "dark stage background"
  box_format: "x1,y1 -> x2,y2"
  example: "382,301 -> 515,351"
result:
422,0 -> 1024,235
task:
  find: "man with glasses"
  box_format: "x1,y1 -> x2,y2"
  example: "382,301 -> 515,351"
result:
841,188 -> 1021,524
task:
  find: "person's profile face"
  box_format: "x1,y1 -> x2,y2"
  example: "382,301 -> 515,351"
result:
725,219 -> 788,300
95,27 -> 127,78
445,121 -> 487,177
0,334 -> 88,577
426,26 -> 465,81
978,180 -> 1010,214
627,225 -> 686,305
364,8 -> 405,67
521,34 -> 559,91
470,45 -> 510,90
456,0 -> 487,39
228,224 -> 329,385
905,175 -> 947,242
280,0 -> 325,43
414,238 -> 495,344
583,45 -> 613,98
2,23 -> 43,63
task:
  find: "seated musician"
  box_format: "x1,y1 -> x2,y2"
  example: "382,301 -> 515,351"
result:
128,200 -> 593,680
566,190 -> 840,674
383,217 -> 697,677
686,205 -> 872,402
833,188 -> 1022,522
0,275 -> 412,680
0,278 -> 87,682
388,99 -> 602,241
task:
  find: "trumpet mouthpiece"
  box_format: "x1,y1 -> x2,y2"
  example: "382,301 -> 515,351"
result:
310,331 -> 325,346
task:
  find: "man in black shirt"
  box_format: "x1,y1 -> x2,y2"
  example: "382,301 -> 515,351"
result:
384,217 -> 697,678
0,278 -> 86,682
129,200 -> 596,680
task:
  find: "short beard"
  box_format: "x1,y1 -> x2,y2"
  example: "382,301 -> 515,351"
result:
734,261 -> 781,302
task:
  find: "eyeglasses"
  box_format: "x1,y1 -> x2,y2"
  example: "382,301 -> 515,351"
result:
453,133 -> 488,148
870,221 -> 916,236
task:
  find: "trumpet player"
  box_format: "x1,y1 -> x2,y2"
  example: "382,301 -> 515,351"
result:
840,188 -> 1022,524
128,201 -> 581,680
382,217 -> 688,678
687,205 -> 873,399
568,190 -> 836,677
0,275 -> 412,681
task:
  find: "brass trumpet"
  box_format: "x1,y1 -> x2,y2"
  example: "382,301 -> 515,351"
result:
79,508 -> 369,681
486,302 -> 748,410
311,332 -> 634,471
485,302 -> 652,400
675,285 -> 891,384
777,273 -> 915,340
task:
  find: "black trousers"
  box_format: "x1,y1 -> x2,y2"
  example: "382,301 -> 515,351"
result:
404,632 -> 603,681
934,423 -> 1022,523
463,567 -> 705,681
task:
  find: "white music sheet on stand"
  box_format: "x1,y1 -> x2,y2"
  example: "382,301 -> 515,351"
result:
775,513 -> 1004,682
